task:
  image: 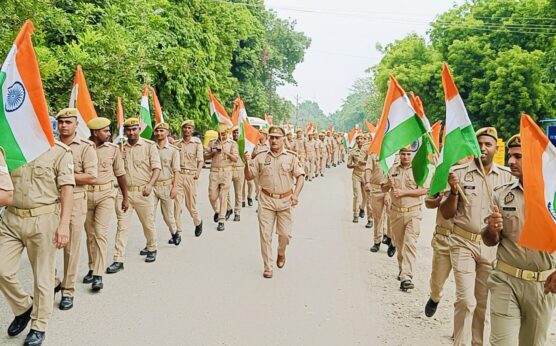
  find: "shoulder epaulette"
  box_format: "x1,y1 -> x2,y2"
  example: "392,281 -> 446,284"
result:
169,144 -> 179,150
451,161 -> 472,172
494,181 -> 514,191
143,138 -> 155,144
286,150 -> 298,157
54,140 -> 71,152
81,138 -> 95,147
105,142 -> 118,148
496,164 -> 512,173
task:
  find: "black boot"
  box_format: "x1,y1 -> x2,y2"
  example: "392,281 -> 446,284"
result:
225,209 -> 233,220
92,276 -> 103,292
195,221 -> 203,237
106,262 -> 124,274
213,213 -> 219,223
59,296 -> 74,311
7,306 -> 32,336
370,243 -> 380,252
172,232 -> 181,246
233,214 -> 240,222
24,329 -> 45,346
387,244 -> 396,258
82,270 -> 93,284
425,298 -> 439,317
139,247 -> 148,256
400,279 -> 414,291
359,209 -> 365,219
217,222 -> 225,231
145,251 -> 157,263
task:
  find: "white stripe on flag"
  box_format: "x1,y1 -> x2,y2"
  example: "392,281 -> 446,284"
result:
386,95 -> 415,131
445,95 -> 472,133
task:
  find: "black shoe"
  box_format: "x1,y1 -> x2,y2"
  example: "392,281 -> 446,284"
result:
59,296 -> 73,311
247,198 -> 253,206
242,202 -> 246,208
425,298 -> 439,317
233,214 -> 240,222
370,243 -> 380,252
139,247 -> 148,256
195,221 -> 203,237
400,279 -> 414,291
168,237 -> 174,244
305,176 -> 308,181
397,271 -> 401,281
54,283 -> 61,294
82,270 -> 93,284
217,222 -> 224,231
172,232 -> 181,246
365,221 -> 373,229
213,213 -> 219,223
92,276 -> 103,292
382,235 -> 391,245
106,262 -> 124,274
352,216 -> 358,223
225,209 -> 233,221
321,174 -> 324,177
24,329 -> 45,346
359,209 -> 365,218
7,306 -> 32,336
387,245 -> 396,257
145,251 -> 157,263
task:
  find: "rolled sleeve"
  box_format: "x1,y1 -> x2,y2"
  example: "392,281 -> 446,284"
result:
149,144 -> 162,170
57,151 -> 76,187
83,145 -> 98,178
171,149 -> 180,173
113,149 -> 126,177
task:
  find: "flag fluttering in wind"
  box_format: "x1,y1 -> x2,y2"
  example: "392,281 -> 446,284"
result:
0,20 -> 54,171
233,98 -> 262,160
264,113 -> 273,125
409,93 -> 436,187
429,63 -> 481,195
69,65 -> 97,138
150,86 -> 163,124
139,85 -> 153,139
113,96 -> 125,144
518,114 -> 556,252
365,119 -> 376,133
347,128 -> 357,148
208,89 -> 232,129
368,75 -> 426,173
431,120 -> 442,151
306,122 -> 315,135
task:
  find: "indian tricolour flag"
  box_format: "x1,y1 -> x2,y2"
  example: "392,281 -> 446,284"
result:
139,85 -> 153,139
429,63 -> 481,195
368,75 -> 426,173
69,65 -> 97,138
0,20 -> 54,171
150,86 -> 164,124
409,93 -> 436,187
518,114 -> 556,252
234,98 -> 261,160
113,96 -> 125,144
208,89 -> 232,129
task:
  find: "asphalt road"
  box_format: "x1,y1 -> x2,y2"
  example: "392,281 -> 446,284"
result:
0,164 -> 555,345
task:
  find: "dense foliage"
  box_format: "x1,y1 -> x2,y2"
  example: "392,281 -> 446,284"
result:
333,0 -> 556,139
0,0 -> 310,134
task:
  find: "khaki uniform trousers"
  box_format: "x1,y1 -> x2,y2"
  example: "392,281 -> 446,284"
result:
85,188 -> 116,276
450,234 -> 496,346
243,178 -> 254,202
60,193 -> 87,297
0,208 -> 59,331
488,270 -> 556,346
114,190 -> 157,262
174,172 -> 202,232
352,173 -> 365,216
429,232 -> 452,303
258,206 -> 292,271
390,209 -> 421,281
208,170 -> 232,221
306,154 -> 315,178
319,156 -> 326,175
333,148 -> 339,165
154,184 -> 177,234
370,190 -> 391,244
226,168 -> 244,214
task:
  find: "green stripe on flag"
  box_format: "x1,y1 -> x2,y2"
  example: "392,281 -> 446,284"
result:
140,106 -> 153,139
412,136 -> 434,187
239,121 -> 246,162
380,115 -> 425,160
0,71 -> 27,171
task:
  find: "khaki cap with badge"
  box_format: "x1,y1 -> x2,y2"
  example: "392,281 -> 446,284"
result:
181,119 -> 195,128
87,117 -> 111,130
268,126 -> 285,137
507,134 -> 521,148
476,127 -> 498,141
154,122 -> 170,131
56,108 -> 80,119
123,118 -> 140,128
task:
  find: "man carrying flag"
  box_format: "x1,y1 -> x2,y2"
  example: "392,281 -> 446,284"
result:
139,86 -> 153,139
0,20 -> 75,346
68,65 -> 97,139
482,118 -> 556,345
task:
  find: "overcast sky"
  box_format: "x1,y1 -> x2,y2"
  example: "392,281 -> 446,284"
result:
265,0 -> 464,114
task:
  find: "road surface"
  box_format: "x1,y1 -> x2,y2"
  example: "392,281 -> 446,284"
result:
1,164 -> 555,345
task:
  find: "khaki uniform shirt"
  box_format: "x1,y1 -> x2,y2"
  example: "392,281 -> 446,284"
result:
94,142 -> 126,185
447,160 -> 513,234
208,138 -> 238,169
10,142 -> 75,209
0,148 -> 13,192
364,153 -> 386,188
252,142 -> 269,158
157,142 -> 180,181
175,137 -> 203,171
493,180 -> 555,271
294,138 -> 306,156
121,138 -> 162,187
306,139 -> 317,156
284,138 -> 293,151
65,135 -> 97,193
388,163 -> 423,208
348,147 -> 364,177
232,141 -> 244,168
249,149 -> 304,211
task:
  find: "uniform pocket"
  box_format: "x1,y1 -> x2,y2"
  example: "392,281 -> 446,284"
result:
280,163 -> 290,175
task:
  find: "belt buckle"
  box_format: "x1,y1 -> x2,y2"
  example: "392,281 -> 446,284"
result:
22,209 -> 31,217
271,193 -> 280,198
522,270 -> 537,281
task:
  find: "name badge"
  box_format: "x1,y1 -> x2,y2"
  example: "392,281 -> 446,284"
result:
463,185 -> 475,190
502,207 -> 516,211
